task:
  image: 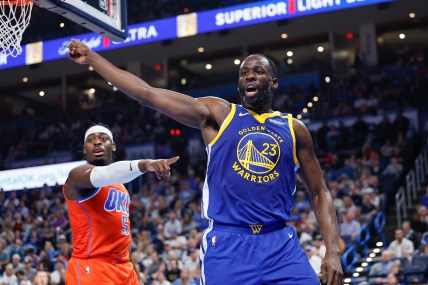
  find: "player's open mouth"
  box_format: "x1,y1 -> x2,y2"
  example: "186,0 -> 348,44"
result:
245,85 -> 258,96
93,149 -> 104,156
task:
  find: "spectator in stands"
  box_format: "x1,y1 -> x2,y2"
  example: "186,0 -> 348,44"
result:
165,231 -> 187,256
402,220 -> 421,250
145,251 -> 163,279
22,257 -> 36,282
341,196 -> 358,217
389,261 -> 405,285
410,206 -> 428,235
360,187 -> 379,223
382,157 -> 403,178
294,191 -> 311,213
181,248 -> 199,278
380,139 -> 394,160
33,270 -> 50,285
152,271 -> 171,285
418,233 -> 428,256
312,234 -> 326,259
15,269 -> 31,285
339,210 -> 361,242
0,238 -> 10,271
388,229 -> 414,258
1,263 -> 17,284
304,244 -> 322,275
43,241 -> 57,262
326,124 -> 342,152
164,212 -> 183,239
368,250 -> 394,284
172,268 -> 198,285
338,173 -> 355,194
181,211 -> 199,235
165,259 -> 181,283
10,239 -> 25,261
336,159 -> 356,180
50,260 -> 66,285
11,254 -> 23,272
54,235 -> 71,260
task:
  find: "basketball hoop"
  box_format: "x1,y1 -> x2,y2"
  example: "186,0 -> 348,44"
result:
0,0 -> 33,57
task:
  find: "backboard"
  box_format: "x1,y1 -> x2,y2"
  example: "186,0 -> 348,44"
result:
33,0 -> 127,41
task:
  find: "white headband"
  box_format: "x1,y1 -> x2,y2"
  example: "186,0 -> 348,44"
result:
84,125 -> 114,143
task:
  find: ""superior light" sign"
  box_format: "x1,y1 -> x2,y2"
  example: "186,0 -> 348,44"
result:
199,0 -> 393,32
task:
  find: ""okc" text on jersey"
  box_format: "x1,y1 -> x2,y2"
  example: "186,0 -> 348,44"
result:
104,188 -> 130,214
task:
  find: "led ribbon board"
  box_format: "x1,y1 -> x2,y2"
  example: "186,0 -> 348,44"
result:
0,161 -> 85,191
0,0 -> 392,70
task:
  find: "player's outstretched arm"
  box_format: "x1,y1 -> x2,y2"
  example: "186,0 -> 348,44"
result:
64,157 -> 179,195
67,39 -> 227,129
292,119 -> 343,285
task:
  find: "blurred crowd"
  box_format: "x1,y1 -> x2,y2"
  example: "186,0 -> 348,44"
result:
0,43 -> 427,284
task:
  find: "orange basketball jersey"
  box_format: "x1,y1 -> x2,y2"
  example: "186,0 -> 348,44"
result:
63,183 -> 132,261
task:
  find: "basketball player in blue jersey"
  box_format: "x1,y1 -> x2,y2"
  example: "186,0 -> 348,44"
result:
68,39 -> 343,285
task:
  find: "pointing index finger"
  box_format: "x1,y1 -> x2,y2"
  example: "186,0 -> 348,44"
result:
167,156 -> 180,165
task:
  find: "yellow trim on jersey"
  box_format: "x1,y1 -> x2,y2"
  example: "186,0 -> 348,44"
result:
247,109 -> 282,124
287,114 -> 299,166
210,103 -> 236,146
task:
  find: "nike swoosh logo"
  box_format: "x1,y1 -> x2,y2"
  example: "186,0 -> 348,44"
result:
129,162 -> 133,171
239,112 -> 250,116
288,233 -> 293,239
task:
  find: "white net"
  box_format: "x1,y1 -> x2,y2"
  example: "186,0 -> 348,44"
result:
0,0 -> 33,57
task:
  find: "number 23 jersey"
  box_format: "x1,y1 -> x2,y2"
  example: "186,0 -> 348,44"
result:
202,104 -> 299,226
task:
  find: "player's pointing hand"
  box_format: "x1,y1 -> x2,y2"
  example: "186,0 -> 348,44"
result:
141,156 -> 180,180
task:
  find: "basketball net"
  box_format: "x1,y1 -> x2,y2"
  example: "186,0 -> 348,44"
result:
0,0 -> 33,57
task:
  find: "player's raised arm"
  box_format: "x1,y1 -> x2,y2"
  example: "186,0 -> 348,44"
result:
65,157 -> 179,198
67,38 -> 227,129
292,118 -> 343,285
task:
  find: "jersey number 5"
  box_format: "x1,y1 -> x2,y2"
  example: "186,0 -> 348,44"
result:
122,215 -> 129,235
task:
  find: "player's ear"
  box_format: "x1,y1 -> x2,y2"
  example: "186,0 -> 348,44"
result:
271,77 -> 278,89
112,143 -> 116,152
82,145 -> 86,155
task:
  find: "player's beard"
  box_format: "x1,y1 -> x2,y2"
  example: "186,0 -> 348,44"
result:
88,157 -> 108,166
239,83 -> 273,113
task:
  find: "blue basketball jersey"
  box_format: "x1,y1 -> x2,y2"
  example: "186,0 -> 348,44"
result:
201,104 -> 299,226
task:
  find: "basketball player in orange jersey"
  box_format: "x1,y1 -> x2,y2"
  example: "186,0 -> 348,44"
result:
68,40 -> 343,284
63,124 -> 179,285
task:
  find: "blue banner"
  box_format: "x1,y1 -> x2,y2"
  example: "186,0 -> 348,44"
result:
198,0 -> 393,33
0,0 -> 392,70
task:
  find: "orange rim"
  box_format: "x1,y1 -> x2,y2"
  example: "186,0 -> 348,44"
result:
0,0 -> 33,6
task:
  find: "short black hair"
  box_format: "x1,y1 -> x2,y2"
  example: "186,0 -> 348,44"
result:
16,269 -> 25,276
249,53 -> 278,78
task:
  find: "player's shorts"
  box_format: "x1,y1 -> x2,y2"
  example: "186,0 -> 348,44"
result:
200,221 -> 320,285
65,256 -> 139,285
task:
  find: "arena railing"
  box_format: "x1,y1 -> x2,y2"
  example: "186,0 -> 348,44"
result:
395,139 -> 428,227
